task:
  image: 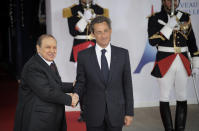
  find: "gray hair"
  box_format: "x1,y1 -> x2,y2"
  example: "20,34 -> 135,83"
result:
36,34 -> 56,47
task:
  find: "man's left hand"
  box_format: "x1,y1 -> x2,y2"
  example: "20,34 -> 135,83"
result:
124,115 -> 133,126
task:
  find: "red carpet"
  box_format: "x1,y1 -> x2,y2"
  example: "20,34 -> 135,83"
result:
0,67 -> 86,131
66,111 -> 86,131
0,67 -> 18,131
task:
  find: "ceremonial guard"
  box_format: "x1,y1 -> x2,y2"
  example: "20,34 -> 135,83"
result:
63,0 -> 109,122
148,0 -> 199,131
63,0 -> 109,62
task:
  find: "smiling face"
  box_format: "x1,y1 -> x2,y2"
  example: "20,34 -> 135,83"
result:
36,37 -> 57,62
92,21 -> 112,48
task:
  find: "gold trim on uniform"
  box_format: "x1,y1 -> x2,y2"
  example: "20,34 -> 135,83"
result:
62,4 -> 77,18
174,47 -> 181,54
149,33 -> 165,41
180,18 -> 191,31
194,51 -> 199,56
179,10 -> 191,16
177,31 -> 188,40
177,18 -> 191,40
88,34 -> 95,40
103,8 -> 109,18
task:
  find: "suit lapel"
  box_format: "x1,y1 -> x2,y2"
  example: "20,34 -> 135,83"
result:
50,62 -> 62,83
107,45 -> 117,86
35,54 -> 61,83
90,47 -> 106,86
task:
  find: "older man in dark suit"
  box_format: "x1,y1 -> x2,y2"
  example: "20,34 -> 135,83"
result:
74,16 -> 134,131
14,34 -> 78,131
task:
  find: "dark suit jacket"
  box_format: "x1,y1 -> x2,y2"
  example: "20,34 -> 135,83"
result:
74,45 -> 134,127
14,54 -> 73,131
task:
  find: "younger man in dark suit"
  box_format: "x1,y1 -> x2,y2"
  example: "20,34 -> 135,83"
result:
74,16 -> 134,131
14,34 -> 78,131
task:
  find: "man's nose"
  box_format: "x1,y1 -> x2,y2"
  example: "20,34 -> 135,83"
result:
102,32 -> 106,37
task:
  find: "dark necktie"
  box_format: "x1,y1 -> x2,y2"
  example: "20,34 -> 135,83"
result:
50,62 -> 57,73
101,49 -> 109,83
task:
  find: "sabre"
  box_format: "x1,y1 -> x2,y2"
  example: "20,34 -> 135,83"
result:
86,0 -> 91,9
192,74 -> 199,106
171,0 -> 175,16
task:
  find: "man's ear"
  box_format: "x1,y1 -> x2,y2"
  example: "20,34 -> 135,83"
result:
36,45 -> 40,53
91,32 -> 95,38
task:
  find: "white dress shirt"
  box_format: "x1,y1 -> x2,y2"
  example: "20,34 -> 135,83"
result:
38,53 -> 53,66
95,43 -> 111,69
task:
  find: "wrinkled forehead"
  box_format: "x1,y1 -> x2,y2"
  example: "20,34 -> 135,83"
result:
41,37 -> 57,46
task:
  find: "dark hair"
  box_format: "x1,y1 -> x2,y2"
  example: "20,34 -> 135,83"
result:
90,16 -> 111,33
36,34 -> 56,47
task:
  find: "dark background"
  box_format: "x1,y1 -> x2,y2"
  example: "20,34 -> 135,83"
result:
0,0 -> 46,80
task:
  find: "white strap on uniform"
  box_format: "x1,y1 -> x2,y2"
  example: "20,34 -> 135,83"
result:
74,35 -> 95,40
158,46 -> 188,53
158,11 -> 183,26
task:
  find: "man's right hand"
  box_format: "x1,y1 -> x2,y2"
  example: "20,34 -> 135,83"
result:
69,93 -> 79,107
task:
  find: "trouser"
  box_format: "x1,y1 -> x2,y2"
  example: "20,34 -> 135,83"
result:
157,55 -> 189,102
86,105 -> 122,131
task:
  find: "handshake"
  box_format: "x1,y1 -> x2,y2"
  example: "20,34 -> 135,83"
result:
69,93 -> 79,108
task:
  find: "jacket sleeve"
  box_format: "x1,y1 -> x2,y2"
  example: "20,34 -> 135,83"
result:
73,51 -> 87,99
186,22 -> 199,57
123,50 -> 134,116
61,82 -> 74,93
25,65 -> 72,106
148,15 -> 166,46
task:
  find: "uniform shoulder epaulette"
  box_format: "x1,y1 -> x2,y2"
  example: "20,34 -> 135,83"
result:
103,8 -> 109,18
63,4 -> 77,18
146,12 -> 157,19
178,10 -> 190,16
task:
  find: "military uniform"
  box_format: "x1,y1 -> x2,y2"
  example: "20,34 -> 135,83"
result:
148,6 -> 199,131
63,3 -> 109,62
148,7 -> 199,78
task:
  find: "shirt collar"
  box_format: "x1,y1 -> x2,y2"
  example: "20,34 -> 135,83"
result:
95,42 -> 111,53
38,53 -> 53,66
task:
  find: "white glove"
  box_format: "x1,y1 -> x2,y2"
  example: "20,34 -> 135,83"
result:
75,11 -> 89,32
160,16 -> 179,39
75,18 -> 88,32
167,16 -> 178,29
192,68 -> 199,76
83,8 -> 93,20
